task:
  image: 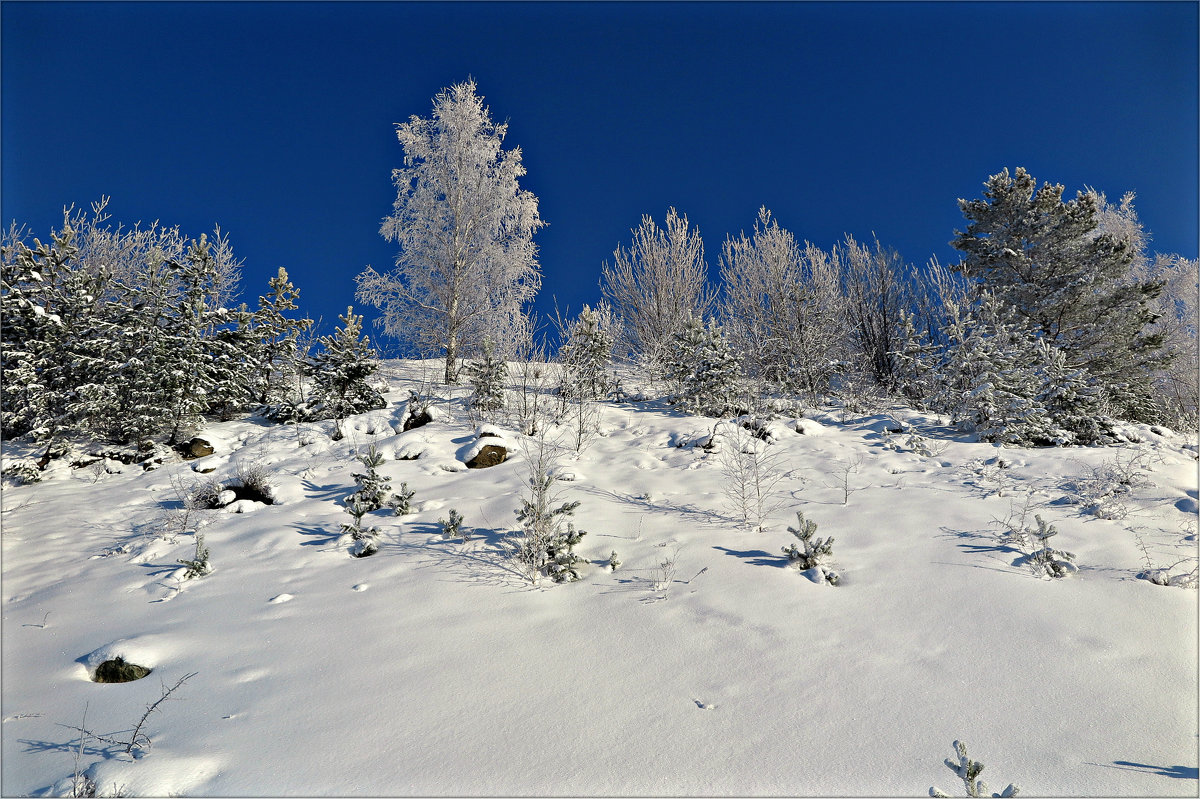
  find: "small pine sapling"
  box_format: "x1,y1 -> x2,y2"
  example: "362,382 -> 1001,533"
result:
782,510 -> 839,585
177,532 -> 212,579
342,495 -> 380,557
350,444 -> 393,511
439,508 -> 465,541
2,461 -> 42,485
308,306 -> 386,438
513,429 -> 588,583
930,739 -> 1019,798
606,550 -> 622,572
545,524 -> 586,583
389,481 -> 416,515
515,484 -> 586,582
464,337 -> 508,421
1025,515 -> 1077,578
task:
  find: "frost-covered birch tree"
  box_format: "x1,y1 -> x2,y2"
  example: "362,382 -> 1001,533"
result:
601,208 -> 714,379
718,208 -> 846,395
1093,190 -> 1198,428
357,78 -> 545,384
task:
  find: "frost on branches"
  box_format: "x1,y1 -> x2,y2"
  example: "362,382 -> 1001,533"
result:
718,207 -> 847,396
601,208 -> 714,380
358,78 -> 544,384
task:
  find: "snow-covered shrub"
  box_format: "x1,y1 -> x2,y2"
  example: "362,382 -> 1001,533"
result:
397,387 -> 442,432
234,458 -> 276,505
507,337 -> 553,436
782,510 -> 839,585
606,550 -> 622,572
464,337 -> 508,421
177,532 -> 212,579
600,207 -> 714,382
650,546 -> 679,596
664,314 -> 743,417
833,370 -> 889,421
718,208 -> 848,396
1138,564 -> 1198,589
930,739 -> 1019,798
439,508 -> 465,541
2,461 -> 42,485
1063,450 -> 1152,519
1132,521 -> 1197,589
882,430 -> 945,458
187,477 -> 228,510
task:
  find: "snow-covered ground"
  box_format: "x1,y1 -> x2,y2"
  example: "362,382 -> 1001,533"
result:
2,360 -> 1197,796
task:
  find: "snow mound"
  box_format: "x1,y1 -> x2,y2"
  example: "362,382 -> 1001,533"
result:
792,418 -> 826,436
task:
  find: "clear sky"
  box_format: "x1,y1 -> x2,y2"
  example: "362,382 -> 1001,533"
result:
3,1 -> 1197,348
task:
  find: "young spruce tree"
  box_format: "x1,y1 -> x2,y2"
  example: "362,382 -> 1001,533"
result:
309,306 -> 386,437
664,315 -> 743,417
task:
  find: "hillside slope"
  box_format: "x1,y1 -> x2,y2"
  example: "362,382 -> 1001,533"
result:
2,360 -> 1197,796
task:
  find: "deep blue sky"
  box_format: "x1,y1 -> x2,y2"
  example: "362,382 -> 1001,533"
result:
3,1 -> 1197,348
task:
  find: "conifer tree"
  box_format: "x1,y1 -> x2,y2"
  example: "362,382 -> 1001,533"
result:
1035,339 -> 1108,445
348,444 -> 396,512
2,203 -> 254,445
159,236 -> 228,443
464,337 -> 508,418
930,296 -> 1053,446
558,304 -> 614,401
309,306 -> 386,435
664,315 -> 743,417
891,310 -> 938,410
252,267 -> 313,406
952,167 -> 1168,421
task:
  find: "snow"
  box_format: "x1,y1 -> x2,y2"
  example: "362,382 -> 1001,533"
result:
2,359 -> 1197,796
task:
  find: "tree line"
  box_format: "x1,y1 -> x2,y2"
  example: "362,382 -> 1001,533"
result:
3,78 -> 1196,451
